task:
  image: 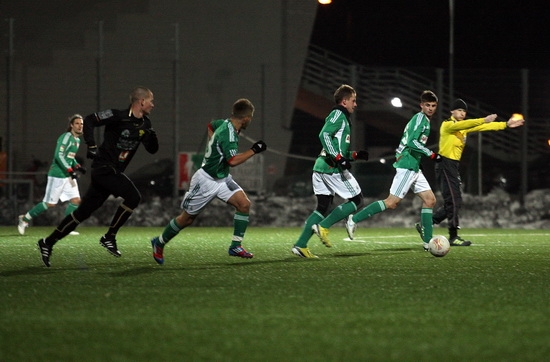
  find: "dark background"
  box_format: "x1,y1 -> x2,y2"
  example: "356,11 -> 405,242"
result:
311,0 -> 547,69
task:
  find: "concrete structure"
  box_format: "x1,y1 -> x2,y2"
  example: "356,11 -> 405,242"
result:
0,1 -> 318,193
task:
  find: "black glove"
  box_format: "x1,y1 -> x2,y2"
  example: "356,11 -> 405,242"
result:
430,153 -> 442,162
251,140 -> 267,154
337,157 -> 352,170
75,165 -> 87,175
142,128 -> 159,154
356,150 -> 369,161
87,146 -> 98,159
68,169 -> 78,179
144,128 -> 157,137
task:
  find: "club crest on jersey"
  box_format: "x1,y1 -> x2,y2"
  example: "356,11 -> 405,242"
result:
345,134 -> 350,143
421,135 -> 428,144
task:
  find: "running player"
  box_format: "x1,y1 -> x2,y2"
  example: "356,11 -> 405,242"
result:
18,114 -> 86,235
346,90 -> 442,250
150,98 -> 266,264
37,86 -> 159,267
293,84 -> 369,258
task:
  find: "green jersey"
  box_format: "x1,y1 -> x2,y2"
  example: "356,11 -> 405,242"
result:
394,112 -> 434,172
313,106 -> 354,174
48,132 -> 81,178
201,119 -> 239,179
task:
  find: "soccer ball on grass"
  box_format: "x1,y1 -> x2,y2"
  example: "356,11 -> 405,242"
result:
428,235 -> 450,257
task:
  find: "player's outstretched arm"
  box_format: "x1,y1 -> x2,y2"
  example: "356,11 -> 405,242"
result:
484,114 -> 497,123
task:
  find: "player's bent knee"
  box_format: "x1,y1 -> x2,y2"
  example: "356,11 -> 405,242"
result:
124,193 -> 141,209
315,194 -> 333,215
176,212 -> 195,228
350,194 -> 364,210
236,200 -> 250,214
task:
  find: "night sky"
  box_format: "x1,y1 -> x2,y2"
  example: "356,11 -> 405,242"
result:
310,0 -> 548,69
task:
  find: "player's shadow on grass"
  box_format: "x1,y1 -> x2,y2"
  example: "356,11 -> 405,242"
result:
107,266 -> 160,277
0,266 -> 83,276
375,247 -> 418,253
331,251 -> 373,258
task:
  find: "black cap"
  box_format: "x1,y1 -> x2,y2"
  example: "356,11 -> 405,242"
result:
452,98 -> 468,111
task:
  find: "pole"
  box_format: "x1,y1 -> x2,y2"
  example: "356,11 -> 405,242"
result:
350,64 -> 358,148
261,64 -> 266,141
520,69 -> 529,205
173,23 -> 181,197
96,21 -> 104,143
280,0 -> 288,127
449,0 -> 455,104
6,18 -> 15,197
477,133 -> 482,196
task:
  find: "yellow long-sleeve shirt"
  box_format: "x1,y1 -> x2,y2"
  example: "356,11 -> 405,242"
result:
438,116 -> 507,161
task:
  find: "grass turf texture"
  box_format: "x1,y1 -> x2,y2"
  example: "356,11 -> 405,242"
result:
1,226 -> 549,361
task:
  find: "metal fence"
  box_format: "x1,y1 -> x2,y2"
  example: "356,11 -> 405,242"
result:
301,44 -> 549,162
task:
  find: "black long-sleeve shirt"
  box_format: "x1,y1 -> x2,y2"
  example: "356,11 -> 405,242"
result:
83,108 -> 159,172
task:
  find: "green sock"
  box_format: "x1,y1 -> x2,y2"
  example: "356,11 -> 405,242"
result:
64,202 -> 79,216
421,208 -> 433,243
160,218 -> 184,245
295,211 -> 324,248
26,202 -> 48,221
319,201 -> 357,228
352,200 -> 386,223
230,212 -> 249,248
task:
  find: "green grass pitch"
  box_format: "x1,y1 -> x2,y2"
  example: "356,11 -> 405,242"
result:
1,226 -> 549,361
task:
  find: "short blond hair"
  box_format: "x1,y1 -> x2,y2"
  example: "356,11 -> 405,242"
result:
232,98 -> 255,119
129,86 -> 153,103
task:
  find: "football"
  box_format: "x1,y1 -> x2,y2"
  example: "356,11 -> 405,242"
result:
428,235 -> 450,257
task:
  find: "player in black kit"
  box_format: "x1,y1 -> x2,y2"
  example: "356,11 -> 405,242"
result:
37,86 -> 159,267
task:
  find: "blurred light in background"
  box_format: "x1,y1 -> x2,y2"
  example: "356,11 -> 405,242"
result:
391,97 -> 402,108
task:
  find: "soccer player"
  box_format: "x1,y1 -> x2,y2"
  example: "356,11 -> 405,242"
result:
346,90 -> 442,250
150,98 -> 266,264
18,114 -> 86,235
420,98 -> 525,246
37,86 -> 159,267
292,84 -> 369,258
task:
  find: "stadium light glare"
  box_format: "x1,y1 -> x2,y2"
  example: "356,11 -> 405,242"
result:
391,97 -> 402,108
318,0 -> 332,4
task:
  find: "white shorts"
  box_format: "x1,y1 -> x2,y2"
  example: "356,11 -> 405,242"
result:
42,176 -> 80,204
389,168 -> 431,199
181,168 -> 243,215
312,170 -> 361,199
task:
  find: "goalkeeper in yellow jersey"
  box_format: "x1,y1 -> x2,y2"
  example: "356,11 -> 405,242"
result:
422,99 -> 524,246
